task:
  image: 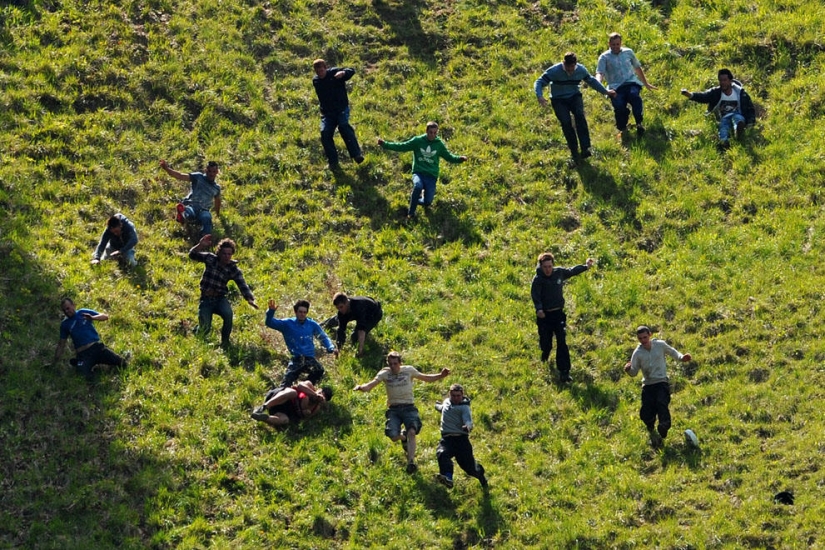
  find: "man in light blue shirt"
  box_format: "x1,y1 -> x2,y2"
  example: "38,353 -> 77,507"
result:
535,52 -> 616,164
595,33 -> 657,137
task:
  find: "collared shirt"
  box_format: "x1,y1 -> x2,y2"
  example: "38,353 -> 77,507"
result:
59,309 -> 101,348
627,339 -> 684,386
596,47 -> 643,90
189,248 -> 254,301
265,309 -> 335,357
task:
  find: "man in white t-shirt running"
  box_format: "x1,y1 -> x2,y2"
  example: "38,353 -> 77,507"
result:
354,351 -> 450,473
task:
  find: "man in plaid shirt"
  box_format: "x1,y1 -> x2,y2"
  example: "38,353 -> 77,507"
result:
189,234 -> 259,348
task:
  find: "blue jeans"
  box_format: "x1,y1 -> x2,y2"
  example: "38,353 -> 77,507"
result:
197,296 -> 233,345
408,173 -> 437,217
610,83 -> 643,130
320,107 -> 362,165
719,112 -> 745,142
184,206 -> 213,236
551,94 -> 591,157
101,244 -> 137,267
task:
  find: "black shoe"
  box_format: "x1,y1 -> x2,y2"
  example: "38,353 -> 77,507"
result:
354,156 -> 365,164
580,149 -> 592,160
559,371 -> 572,383
436,474 -> 454,489
735,121 -> 745,140
540,352 -> 549,362
321,316 -> 339,330
636,124 -> 645,137
476,464 -> 488,488
406,462 -> 418,474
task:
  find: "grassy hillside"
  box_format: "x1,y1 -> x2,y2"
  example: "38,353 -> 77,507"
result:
2,0 -> 825,547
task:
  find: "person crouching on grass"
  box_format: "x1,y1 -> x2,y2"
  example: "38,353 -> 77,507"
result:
624,325 -> 692,448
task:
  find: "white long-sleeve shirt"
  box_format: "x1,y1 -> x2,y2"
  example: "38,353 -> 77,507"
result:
627,339 -> 684,386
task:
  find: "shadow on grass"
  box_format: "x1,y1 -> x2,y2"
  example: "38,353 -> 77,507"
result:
567,381 -> 621,414
629,122 -> 674,163
372,0 -> 444,64
660,443 -> 703,470
419,199 -> 484,247
0,236 -> 168,546
575,162 -> 640,226
331,166 -> 392,230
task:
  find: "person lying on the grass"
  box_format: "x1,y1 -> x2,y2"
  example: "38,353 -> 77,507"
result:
250,381 -> 333,427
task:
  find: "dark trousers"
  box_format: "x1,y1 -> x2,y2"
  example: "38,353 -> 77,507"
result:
281,355 -> 325,388
436,435 -> 483,479
640,382 -> 671,438
610,83 -> 644,131
75,343 -> 125,380
320,107 -> 362,165
551,94 -> 591,157
536,309 -> 571,373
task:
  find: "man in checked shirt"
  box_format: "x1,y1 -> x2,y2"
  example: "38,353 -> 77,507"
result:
189,234 -> 259,348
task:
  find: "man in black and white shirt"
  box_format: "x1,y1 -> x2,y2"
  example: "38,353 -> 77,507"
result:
681,68 -> 756,148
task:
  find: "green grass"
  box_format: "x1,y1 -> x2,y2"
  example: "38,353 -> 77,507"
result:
2,0 -> 825,547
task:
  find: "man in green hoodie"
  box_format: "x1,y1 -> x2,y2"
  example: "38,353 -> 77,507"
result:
378,122 -> 468,219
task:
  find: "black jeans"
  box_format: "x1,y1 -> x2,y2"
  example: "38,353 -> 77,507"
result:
280,355 -> 325,388
640,382 -> 671,438
551,94 -> 591,157
75,343 -> 125,380
436,435 -> 483,479
536,309 -> 571,373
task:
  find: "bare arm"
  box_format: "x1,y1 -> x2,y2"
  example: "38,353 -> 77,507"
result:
83,312 -> 109,322
159,159 -> 190,181
634,67 -> 656,90
354,377 -> 382,392
413,367 -> 450,383
214,195 -> 221,215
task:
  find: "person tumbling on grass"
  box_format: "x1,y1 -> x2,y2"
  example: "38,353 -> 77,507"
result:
251,381 -> 333,427
91,213 -> 139,268
160,159 -> 221,237
680,68 -> 756,150
624,326 -> 692,448
530,251 -> 596,383
321,292 -> 383,358
265,299 -> 337,389
354,351 -> 450,474
53,297 -> 128,381
189,235 -> 259,349
377,121 -> 467,220
434,383 -> 488,490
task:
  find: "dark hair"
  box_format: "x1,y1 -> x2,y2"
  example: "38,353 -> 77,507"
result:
206,161 -> 219,169
563,52 -> 577,66
332,292 -> 349,306
217,238 -> 235,253
322,387 -> 334,402
294,299 -> 310,312
537,252 -> 555,265
60,297 -> 74,307
107,215 -> 122,230
426,121 -> 439,130
636,325 -> 651,335
718,68 -> 733,80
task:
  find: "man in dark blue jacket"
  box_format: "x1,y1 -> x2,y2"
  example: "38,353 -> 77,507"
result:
530,252 -> 595,383
312,59 -> 364,169
681,68 -> 756,149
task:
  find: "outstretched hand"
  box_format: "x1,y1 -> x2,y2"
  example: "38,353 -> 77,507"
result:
267,299 -> 278,311
681,353 -> 692,362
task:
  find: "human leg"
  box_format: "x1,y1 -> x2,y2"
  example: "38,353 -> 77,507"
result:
121,248 -> 137,267
304,357 -> 326,385
197,210 -> 213,236
626,84 -> 644,127
654,382 -> 672,438
639,384 -> 658,432
408,174 -> 425,217
569,94 -> 592,154
718,113 -> 739,142
197,298 -> 217,338
335,108 -> 363,161
551,97 -> 580,157
213,297 -> 234,346
436,438 -> 456,478
419,174 -> 438,208
611,86 -> 632,131
281,357 -> 308,388
536,315 -> 553,363
320,115 -> 340,165
263,387 -> 298,409
547,310 -> 571,376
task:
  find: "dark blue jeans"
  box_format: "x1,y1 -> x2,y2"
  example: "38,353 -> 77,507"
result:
197,296 -> 233,345
320,107 -> 362,165
183,206 -> 214,236
437,434 -> 483,479
551,94 -> 591,157
75,342 -> 125,380
610,83 -> 644,131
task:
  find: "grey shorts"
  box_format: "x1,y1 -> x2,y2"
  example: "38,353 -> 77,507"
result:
384,405 -> 422,438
